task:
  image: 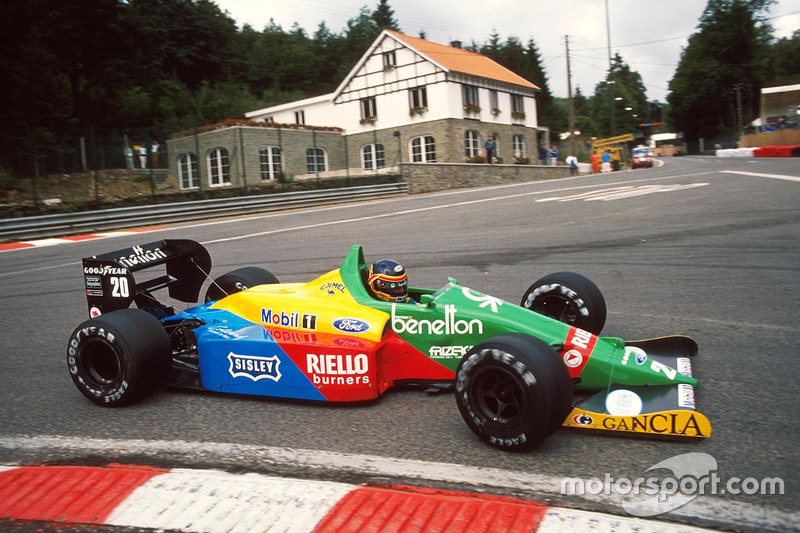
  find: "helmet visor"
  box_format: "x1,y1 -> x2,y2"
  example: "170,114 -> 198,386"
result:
379,278 -> 408,297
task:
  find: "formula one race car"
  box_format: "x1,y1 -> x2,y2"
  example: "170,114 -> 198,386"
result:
68,239 -> 711,451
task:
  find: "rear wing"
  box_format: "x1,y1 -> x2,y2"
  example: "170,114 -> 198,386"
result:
82,239 -> 211,318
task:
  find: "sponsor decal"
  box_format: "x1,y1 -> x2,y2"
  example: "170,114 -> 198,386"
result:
572,413 -> 594,425
261,308 -> 317,330
89,306 -> 101,318
207,326 -> 246,340
621,346 -> 648,366
605,389 -> 643,416
83,265 -> 127,276
563,350 -> 583,368
320,282 -> 346,296
334,337 -> 367,349
227,352 -> 282,382
265,328 -> 318,344
678,383 -> 696,409
86,290 -> 103,297
429,345 -> 472,359
391,304 -> 483,336
84,276 -> 102,289
677,357 -> 693,377
600,412 -> 707,437
332,318 -> 370,333
461,288 -> 503,312
306,353 -> 370,386
115,245 -> 167,268
560,327 -> 596,377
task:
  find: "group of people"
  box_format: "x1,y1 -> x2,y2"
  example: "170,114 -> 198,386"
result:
483,136 -> 617,175
123,140 -> 159,170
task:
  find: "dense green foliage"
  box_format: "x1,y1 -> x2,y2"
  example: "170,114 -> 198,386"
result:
667,0 -> 796,143
2,0 -> 796,177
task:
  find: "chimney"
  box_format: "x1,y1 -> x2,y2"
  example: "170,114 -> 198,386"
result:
450,40 -> 462,49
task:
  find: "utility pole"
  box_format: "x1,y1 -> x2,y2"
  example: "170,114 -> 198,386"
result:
605,0 -> 615,136
734,83 -> 743,139
565,35 -> 576,155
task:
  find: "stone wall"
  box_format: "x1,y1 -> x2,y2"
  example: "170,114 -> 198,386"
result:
167,122 -> 562,193
401,162 -> 571,194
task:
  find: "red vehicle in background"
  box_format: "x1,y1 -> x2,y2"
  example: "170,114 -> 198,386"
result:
631,146 -> 654,168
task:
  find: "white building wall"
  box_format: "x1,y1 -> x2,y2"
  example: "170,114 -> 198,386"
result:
246,33 -> 539,134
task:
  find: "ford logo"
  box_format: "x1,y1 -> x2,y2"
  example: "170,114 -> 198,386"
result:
333,318 -> 370,333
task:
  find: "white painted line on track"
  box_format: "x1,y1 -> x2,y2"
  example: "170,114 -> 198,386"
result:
1,435 -> 796,532
199,172 -> 720,245
721,170 -> 800,182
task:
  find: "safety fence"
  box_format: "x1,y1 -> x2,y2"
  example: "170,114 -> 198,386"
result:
0,182 -> 409,242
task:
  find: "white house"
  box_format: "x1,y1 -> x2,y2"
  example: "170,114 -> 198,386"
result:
167,31 -> 550,191
245,30 -> 544,166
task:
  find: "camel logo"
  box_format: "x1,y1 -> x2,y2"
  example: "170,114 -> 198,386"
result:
228,353 -> 282,382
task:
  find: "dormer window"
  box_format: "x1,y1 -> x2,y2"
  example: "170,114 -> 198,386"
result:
383,51 -> 396,70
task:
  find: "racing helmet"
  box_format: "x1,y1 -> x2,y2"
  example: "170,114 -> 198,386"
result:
367,259 -> 409,302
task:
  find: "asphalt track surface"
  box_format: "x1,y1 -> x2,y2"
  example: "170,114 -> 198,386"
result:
1,156 -> 798,532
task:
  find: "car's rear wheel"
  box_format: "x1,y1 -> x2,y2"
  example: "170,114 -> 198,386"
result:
205,267 -> 280,302
455,334 -> 572,451
520,271 -> 607,335
67,308 -> 171,406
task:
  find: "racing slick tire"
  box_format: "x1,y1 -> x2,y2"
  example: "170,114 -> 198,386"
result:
205,267 -> 280,302
67,308 -> 171,407
455,334 -> 572,451
520,271 -> 607,335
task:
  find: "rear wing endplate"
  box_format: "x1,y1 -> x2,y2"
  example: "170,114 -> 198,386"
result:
82,239 -> 211,317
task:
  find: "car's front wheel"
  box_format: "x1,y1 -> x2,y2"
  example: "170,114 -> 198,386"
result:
455,334 -> 572,451
520,271 -> 607,334
67,308 -> 171,406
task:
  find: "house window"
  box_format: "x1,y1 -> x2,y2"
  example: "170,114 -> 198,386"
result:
409,86 -> 427,112
207,148 -> 230,187
259,146 -> 282,180
177,154 -> 199,190
463,84 -> 480,114
489,90 -> 499,113
382,51 -> 396,69
492,132 -> 500,158
410,136 -> 436,163
513,134 -> 526,157
306,147 -> 326,173
361,144 -> 385,170
295,110 -> 305,124
511,94 -> 525,120
360,97 -> 377,123
464,130 -> 480,158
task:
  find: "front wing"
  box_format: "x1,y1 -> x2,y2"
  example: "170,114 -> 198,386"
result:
561,336 -> 711,439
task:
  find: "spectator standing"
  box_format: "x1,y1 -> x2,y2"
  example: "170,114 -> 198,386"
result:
123,146 -> 134,170
138,144 -> 147,168
539,144 -> 548,165
549,145 -> 558,166
601,150 -> 611,173
484,135 -> 495,164
565,153 -> 578,175
590,151 -> 599,174
150,140 -> 160,168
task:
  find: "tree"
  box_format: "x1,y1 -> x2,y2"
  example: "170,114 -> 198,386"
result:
372,0 -> 400,31
667,0 -> 775,143
766,29 -> 800,83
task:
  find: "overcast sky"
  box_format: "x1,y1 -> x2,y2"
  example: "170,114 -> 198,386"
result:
213,0 -> 800,103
